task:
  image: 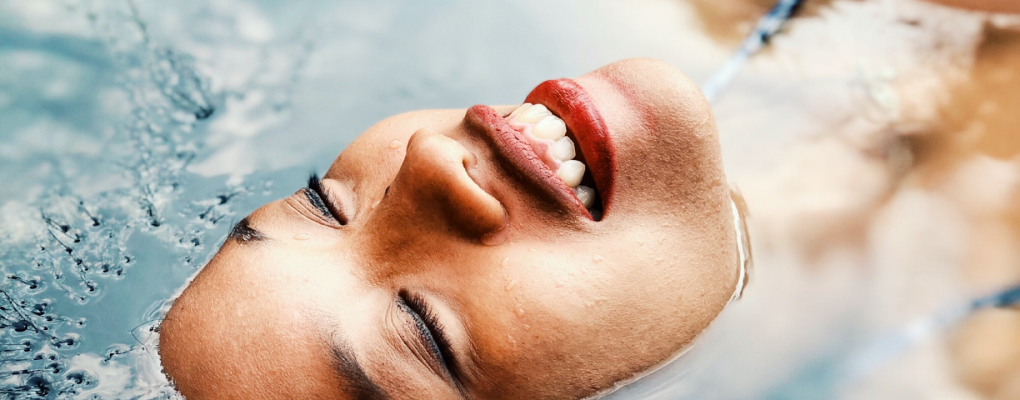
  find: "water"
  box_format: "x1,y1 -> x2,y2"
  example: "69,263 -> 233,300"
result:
2,0 -> 1019,399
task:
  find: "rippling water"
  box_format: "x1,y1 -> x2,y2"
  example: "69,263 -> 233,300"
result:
2,1 -> 1018,399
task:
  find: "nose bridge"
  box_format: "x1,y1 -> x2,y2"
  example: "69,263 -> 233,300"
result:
371,129 -> 507,251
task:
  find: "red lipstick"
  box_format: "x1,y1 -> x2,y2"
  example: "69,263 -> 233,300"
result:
525,79 -> 615,214
464,78 -> 615,221
465,105 -> 590,218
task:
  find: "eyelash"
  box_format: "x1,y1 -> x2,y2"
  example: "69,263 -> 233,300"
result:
398,290 -> 459,381
305,173 -> 347,225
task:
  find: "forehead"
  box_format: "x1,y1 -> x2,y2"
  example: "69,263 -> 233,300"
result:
160,243 -> 350,399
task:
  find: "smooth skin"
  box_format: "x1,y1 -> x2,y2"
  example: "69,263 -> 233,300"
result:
159,59 -> 739,400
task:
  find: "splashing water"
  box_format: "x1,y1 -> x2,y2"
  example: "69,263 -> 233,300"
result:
0,1 -> 296,397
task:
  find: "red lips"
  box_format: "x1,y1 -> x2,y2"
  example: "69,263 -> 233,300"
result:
525,79 -> 615,214
464,79 -> 615,220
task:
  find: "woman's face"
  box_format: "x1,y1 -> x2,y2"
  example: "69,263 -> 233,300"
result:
159,58 -> 739,400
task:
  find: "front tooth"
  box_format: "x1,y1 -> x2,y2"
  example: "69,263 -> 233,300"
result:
550,136 -> 576,161
532,116 -> 567,140
575,185 -> 595,208
516,104 -> 553,124
556,160 -> 585,187
508,103 -> 532,119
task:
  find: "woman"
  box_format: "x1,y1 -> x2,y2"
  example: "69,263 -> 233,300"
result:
158,58 -> 746,399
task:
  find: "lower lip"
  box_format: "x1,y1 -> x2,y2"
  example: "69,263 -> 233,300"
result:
466,105 -> 591,218
464,79 -> 615,220
525,79 -> 615,214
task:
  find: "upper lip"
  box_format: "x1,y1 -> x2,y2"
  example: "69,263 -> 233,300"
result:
464,78 -> 615,220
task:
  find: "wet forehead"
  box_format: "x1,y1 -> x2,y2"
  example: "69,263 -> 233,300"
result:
162,248 -> 349,398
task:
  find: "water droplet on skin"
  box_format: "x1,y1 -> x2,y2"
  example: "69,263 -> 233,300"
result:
505,279 -> 518,291
293,233 -> 311,241
523,324 -> 531,331
515,308 -> 525,317
389,139 -> 402,149
501,257 -> 510,267
593,255 -> 604,263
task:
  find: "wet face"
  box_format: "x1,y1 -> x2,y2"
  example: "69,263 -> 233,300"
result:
159,59 -> 739,399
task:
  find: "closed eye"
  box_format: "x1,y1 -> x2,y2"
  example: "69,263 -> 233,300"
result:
305,173 -> 347,225
397,290 -> 461,388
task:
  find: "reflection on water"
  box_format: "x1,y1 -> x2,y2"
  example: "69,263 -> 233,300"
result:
1,0 -> 1019,398
688,0 -> 843,45
680,1 -> 1020,398
920,22 -> 1020,399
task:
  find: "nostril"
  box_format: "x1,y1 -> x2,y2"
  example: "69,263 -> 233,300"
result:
462,151 -> 478,170
393,129 -> 508,243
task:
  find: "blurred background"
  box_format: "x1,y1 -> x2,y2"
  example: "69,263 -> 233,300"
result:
1,0 -> 1018,398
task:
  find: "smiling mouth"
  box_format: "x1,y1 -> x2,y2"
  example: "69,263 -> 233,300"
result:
503,103 -> 601,217
464,79 -> 615,221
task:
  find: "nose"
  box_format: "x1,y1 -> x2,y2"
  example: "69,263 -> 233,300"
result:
375,129 -> 507,245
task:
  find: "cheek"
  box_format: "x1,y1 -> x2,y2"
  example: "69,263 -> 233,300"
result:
463,245 -> 690,397
610,135 -> 727,219
480,246 -> 624,361
508,224 -> 733,340
577,74 -> 725,217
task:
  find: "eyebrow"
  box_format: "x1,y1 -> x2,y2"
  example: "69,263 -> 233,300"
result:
329,340 -> 389,399
227,215 -> 267,243
226,217 -> 267,244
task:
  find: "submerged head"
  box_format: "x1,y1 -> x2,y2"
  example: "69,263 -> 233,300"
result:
159,58 -> 740,399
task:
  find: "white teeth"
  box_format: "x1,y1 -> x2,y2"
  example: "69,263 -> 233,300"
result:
532,116 -> 567,140
575,185 -> 595,208
556,160 -> 585,188
509,103 -> 532,119
515,104 -> 553,124
508,104 -> 598,208
550,136 -> 576,161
